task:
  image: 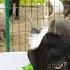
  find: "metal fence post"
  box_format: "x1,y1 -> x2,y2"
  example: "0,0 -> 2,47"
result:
5,0 -> 10,52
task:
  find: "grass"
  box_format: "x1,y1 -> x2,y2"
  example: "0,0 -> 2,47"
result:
0,0 -> 4,3
20,64 -> 34,70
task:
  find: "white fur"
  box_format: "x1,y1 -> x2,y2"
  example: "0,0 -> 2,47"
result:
29,27 -> 49,50
28,0 -> 64,50
49,0 -> 64,14
29,15 -> 49,50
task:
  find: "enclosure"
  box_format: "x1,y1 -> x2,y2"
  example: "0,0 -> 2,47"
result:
0,0 -> 47,52
0,0 -> 70,70
0,0 -> 70,52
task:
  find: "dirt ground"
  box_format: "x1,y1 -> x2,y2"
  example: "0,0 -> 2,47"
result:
0,6 -> 48,52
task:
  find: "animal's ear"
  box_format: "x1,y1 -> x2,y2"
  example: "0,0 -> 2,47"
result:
31,28 -> 40,34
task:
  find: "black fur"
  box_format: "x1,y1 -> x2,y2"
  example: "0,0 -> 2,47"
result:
28,33 -> 70,70
28,1 -> 70,70
49,18 -> 70,34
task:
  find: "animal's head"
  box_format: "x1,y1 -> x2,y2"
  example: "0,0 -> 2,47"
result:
28,1 -> 70,70
28,18 -> 70,70
28,32 -> 70,70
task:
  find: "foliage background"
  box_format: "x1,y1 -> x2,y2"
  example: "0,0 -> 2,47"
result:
0,0 -> 46,6
0,0 -> 70,6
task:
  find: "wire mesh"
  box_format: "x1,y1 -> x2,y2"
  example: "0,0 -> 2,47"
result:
8,0 -> 47,52
9,0 -> 47,52
0,0 -> 70,52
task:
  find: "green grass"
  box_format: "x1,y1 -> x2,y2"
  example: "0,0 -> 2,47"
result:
0,0 -> 4,3
20,64 -> 34,70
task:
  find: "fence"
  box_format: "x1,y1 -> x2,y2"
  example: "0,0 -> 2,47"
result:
0,0 -> 47,52
0,0 -> 70,52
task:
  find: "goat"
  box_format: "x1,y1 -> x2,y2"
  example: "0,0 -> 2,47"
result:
28,0 -> 70,70
28,9 -> 70,70
28,17 -> 70,70
28,32 -> 70,70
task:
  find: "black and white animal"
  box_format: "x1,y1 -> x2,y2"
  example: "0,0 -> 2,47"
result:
28,32 -> 70,70
28,10 -> 70,70
9,0 -> 20,19
28,0 -> 70,70
28,18 -> 70,70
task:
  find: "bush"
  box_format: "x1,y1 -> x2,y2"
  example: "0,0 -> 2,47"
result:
20,0 -> 46,6
20,64 -> 34,70
0,0 -> 4,3
0,0 -> 46,6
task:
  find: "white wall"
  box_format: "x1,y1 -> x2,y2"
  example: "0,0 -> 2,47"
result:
0,52 -> 30,70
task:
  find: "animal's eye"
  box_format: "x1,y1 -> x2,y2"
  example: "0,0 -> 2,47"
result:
53,63 -> 63,69
47,63 -> 63,70
47,61 -> 67,70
